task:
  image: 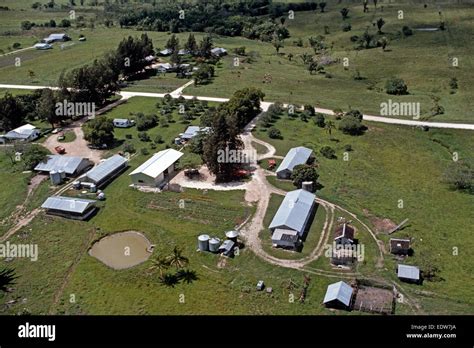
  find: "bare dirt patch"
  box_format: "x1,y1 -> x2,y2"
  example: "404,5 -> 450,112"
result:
363,209 -> 397,234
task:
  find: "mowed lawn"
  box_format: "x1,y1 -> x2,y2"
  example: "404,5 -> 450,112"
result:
254,114 -> 474,313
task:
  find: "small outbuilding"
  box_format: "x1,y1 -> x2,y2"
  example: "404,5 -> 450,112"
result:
41,196 -> 97,220
35,155 -> 93,176
179,126 -> 210,142
334,223 -> 355,245
210,47 -> 227,57
113,119 -> 134,128
43,33 -> 71,43
275,146 -> 314,179
159,48 -> 173,56
397,264 -> 421,284
390,238 -> 411,255
323,281 -> 354,309
129,149 -> 184,187
218,239 -> 235,257
271,229 -> 300,250
83,154 -> 128,188
3,124 -> 40,142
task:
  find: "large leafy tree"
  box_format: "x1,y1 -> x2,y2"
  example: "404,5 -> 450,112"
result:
37,88 -> 61,128
222,87 -> 265,129
0,92 -> 25,132
83,117 -> 115,146
291,164 -> 319,189
203,110 -> 243,182
184,33 -> 198,55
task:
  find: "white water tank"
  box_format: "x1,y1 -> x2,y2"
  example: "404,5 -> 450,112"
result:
58,169 -> 66,180
89,184 -> 97,193
302,181 -> 313,192
198,234 -> 210,251
97,192 -> 106,200
50,170 -> 62,185
209,237 -> 221,253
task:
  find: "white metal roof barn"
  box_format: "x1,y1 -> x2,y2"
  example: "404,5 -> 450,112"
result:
84,154 -> 128,187
129,149 -> 184,187
35,155 -> 92,176
276,146 -> 313,179
269,189 -> 315,236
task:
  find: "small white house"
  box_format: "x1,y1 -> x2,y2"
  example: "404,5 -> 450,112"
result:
129,149 -> 184,187
113,119 -> 134,128
4,124 -> 40,142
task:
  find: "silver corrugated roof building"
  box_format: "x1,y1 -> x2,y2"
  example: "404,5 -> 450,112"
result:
269,189 -> 315,236
35,155 -> 92,175
397,264 -> 420,280
323,281 -> 353,307
41,196 -> 96,214
276,146 -> 313,178
85,154 -> 128,185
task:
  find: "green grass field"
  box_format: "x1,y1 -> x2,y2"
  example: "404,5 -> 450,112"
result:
254,113 -> 474,313
0,2 -> 473,122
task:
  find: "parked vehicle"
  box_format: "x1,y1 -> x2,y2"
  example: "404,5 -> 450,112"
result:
54,146 -> 66,154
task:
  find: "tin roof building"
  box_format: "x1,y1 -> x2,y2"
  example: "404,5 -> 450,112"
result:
83,154 -> 128,187
275,146 -> 313,179
41,196 -> 97,220
3,124 -> 40,142
269,189 -> 315,236
35,155 -> 92,176
129,149 -> 183,187
397,264 -> 420,283
323,281 -> 354,308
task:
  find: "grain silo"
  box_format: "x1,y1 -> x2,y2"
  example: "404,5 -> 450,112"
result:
209,237 -> 221,253
198,234 -> 210,251
50,170 -> 62,185
225,230 -> 239,243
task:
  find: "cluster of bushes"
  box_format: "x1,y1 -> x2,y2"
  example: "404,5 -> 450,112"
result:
21,19 -> 71,30
338,109 -> 365,135
136,113 -> 158,131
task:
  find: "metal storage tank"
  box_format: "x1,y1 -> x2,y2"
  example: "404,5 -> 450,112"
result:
89,184 -> 97,193
225,230 -> 239,242
50,170 -> 62,185
197,234 -> 210,251
58,169 -> 66,180
209,237 -> 221,253
72,181 -> 81,189
174,137 -> 181,145
97,192 -> 106,200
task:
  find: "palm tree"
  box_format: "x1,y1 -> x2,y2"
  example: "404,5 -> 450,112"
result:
148,256 -> 170,277
166,246 -> 189,269
159,273 -> 179,287
177,269 -> 198,284
325,120 -> 335,138
0,268 -> 17,292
